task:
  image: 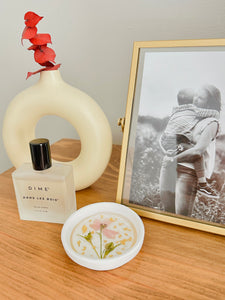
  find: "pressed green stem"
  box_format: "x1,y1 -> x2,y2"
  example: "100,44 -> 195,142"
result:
103,243 -> 120,258
100,225 -> 103,258
90,240 -> 100,259
79,234 -> 100,259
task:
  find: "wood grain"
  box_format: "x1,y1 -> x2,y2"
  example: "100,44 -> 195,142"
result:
1,139 -> 225,300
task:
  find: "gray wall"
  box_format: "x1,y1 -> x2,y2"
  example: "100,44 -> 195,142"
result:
1,0 -> 225,173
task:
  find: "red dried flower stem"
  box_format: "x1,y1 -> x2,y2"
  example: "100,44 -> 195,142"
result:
22,11 -> 61,79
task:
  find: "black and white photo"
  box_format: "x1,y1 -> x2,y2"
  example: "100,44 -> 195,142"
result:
117,40 -> 225,234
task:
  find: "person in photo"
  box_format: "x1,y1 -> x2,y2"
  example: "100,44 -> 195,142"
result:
159,88 -> 219,198
159,84 -> 221,216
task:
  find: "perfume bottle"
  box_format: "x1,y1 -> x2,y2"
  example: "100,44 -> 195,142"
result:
12,138 -> 76,223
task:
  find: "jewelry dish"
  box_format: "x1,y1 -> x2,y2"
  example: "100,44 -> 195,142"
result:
61,202 -> 145,270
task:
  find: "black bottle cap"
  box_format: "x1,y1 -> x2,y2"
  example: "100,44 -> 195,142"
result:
29,138 -> 52,171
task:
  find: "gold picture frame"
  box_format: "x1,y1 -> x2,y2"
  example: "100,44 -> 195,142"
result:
116,39 -> 225,236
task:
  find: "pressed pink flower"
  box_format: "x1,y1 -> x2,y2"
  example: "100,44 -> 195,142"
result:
90,219 -> 118,239
90,219 -> 111,230
102,228 -> 118,239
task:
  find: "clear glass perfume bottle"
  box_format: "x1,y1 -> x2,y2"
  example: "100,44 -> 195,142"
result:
12,138 -> 76,223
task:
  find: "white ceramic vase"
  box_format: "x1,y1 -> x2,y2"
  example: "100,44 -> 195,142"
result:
3,70 -> 112,190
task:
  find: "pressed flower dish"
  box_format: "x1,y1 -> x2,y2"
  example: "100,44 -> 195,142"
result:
61,202 -> 145,270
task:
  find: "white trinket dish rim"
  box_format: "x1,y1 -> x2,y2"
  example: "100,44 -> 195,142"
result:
61,202 -> 145,271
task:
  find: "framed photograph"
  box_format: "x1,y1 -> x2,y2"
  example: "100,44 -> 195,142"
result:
116,39 -> 225,235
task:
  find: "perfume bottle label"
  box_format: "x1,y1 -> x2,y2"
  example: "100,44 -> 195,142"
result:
15,180 -> 65,220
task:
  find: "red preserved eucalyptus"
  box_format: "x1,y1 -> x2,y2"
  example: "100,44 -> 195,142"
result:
22,11 -> 61,79
26,64 -> 61,80
30,34 -> 52,45
33,45 -> 56,64
24,11 -> 43,27
21,26 -> 37,42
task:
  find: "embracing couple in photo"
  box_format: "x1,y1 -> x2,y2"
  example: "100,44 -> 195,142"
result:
159,84 -> 221,217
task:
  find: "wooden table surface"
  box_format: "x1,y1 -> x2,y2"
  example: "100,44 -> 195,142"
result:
1,139 -> 225,300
